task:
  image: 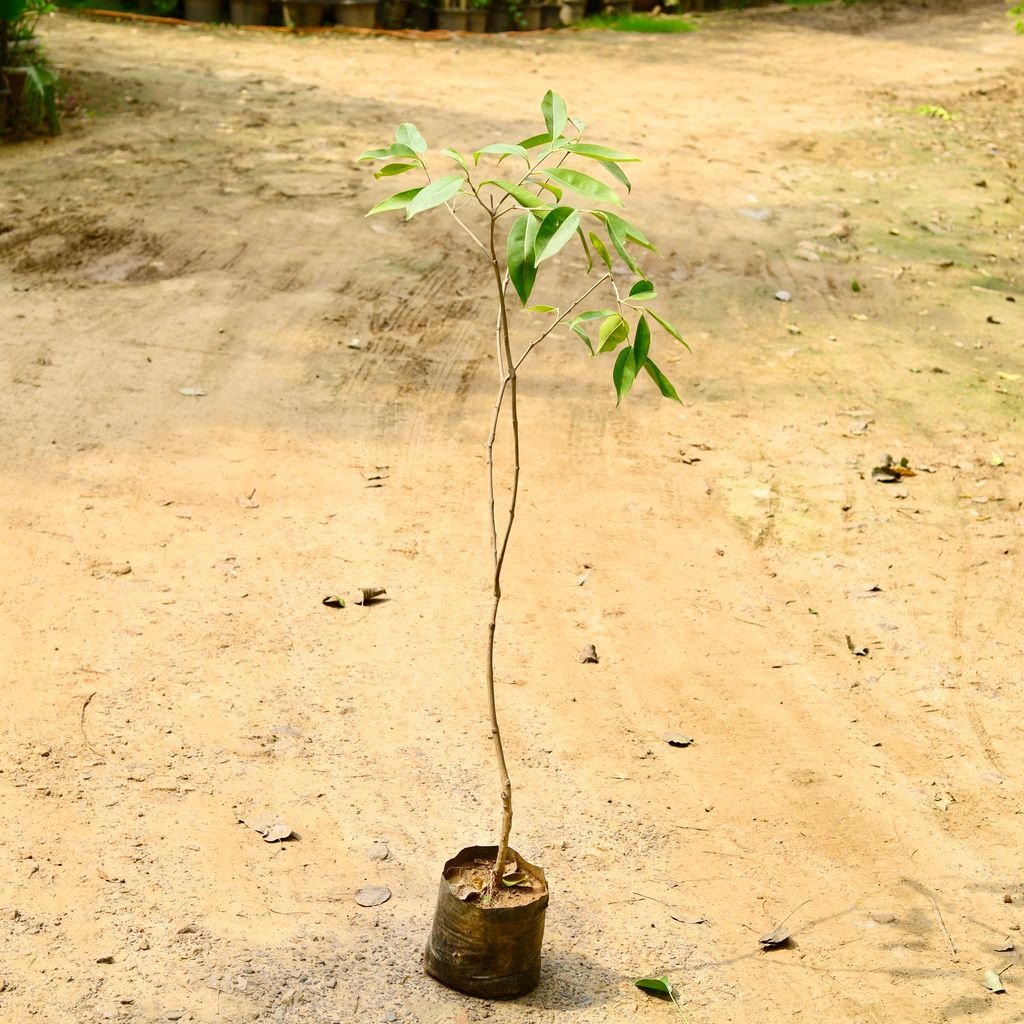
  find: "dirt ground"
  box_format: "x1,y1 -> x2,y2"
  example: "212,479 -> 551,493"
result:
1,2 -> 1023,1021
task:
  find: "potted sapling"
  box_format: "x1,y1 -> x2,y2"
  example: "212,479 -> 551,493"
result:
358,90 -> 687,999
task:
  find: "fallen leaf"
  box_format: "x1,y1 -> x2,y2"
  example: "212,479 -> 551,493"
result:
872,454 -> 916,483
982,969 -> 1006,993
671,914 -> 707,925
179,387 -> 206,397
354,885 -> 391,908
997,372 -> 1021,382
774,290 -> 792,303
367,842 -> 389,863
577,644 -> 599,664
355,587 -> 387,605
758,926 -> 791,949
994,940 -> 1015,952
846,635 -> 869,657
322,595 -> 346,608
634,975 -> 679,1000
663,732 -> 694,748
240,815 -> 293,843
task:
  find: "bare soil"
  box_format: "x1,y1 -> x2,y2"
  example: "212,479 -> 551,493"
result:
1,4 -> 1023,1022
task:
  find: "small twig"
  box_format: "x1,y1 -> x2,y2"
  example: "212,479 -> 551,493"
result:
733,616 -> 765,628
931,896 -> 959,962
514,272 -> 612,371
633,891 -> 677,909
765,897 -> 814,931
79,691 -> 106,762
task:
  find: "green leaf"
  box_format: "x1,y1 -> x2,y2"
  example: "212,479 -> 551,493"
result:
596,213 -> 642,275
374,163 -> 418,178
541,89 -> 568,141
535,207 -> 581,265
483,179 -> 550,210
366,186 -> 424,217
566,142 -> 640,162
633,315 -> 651,367
544,167 -> 622,206
571,323 -> 595,353
528,304 -> 557,313
603,211 -> 655,250
536,180 -> 564,202
572,309 -> 618,322
0,0 -> 27,18
645,306 -> 690,351
507,213 -> 538,306
358,143 -> 418,162
518,132 -> 552,149
644,358 -> 681,402
569,309 -> 617,355
600,159 -> 632,195
598,314 -> 629,354
405,175 -> 464,219
568,114 -> 586,134
628,279 -> 656,300
613,346 -> 638,405
502,872 -> 530,887
589,231 -> 613,271
474,143 -> 530,164
576,227 -> 593,273
441,147 -> 469,173
634,976 -> 677,1000
395,123 -> 428,154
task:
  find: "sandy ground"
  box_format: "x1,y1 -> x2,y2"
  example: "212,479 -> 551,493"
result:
1,3 -> 1023,1022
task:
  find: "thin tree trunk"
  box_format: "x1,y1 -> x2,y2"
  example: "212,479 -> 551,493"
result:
485,213 -> 520,891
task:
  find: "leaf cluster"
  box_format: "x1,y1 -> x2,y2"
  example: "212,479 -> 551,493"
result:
358,90 -> 688,405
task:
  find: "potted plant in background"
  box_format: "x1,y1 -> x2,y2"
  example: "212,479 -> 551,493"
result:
540,0 -> 581,29
229,0 -> 272,25
436,0 -> 485,31
466,0 -> 487,30
406,0 -> 435,29
1,0 -> 59,136
336,0 -> 376,27
184,0 -> 225,21
283,0 -> 331,25
375,0 -> 408,27
358,91 -> 687,997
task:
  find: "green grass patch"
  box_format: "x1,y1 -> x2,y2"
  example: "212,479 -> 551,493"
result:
578,11 -> 697,32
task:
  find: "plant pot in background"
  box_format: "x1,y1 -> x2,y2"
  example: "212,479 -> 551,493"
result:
519,2 -> 542,28
485,2 -> 512,29
184,0 -> 225,20
424,846 -> 548,999
375,0 -> 408,26
2,67 -> 28,110
336,0 -> 376,25
406,2 -> 434,27
541,0 -> 580,26
229,0 -> 272,22
466,7 -> 486,29
436,6 -> 467,28
284,0 -> 328,24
